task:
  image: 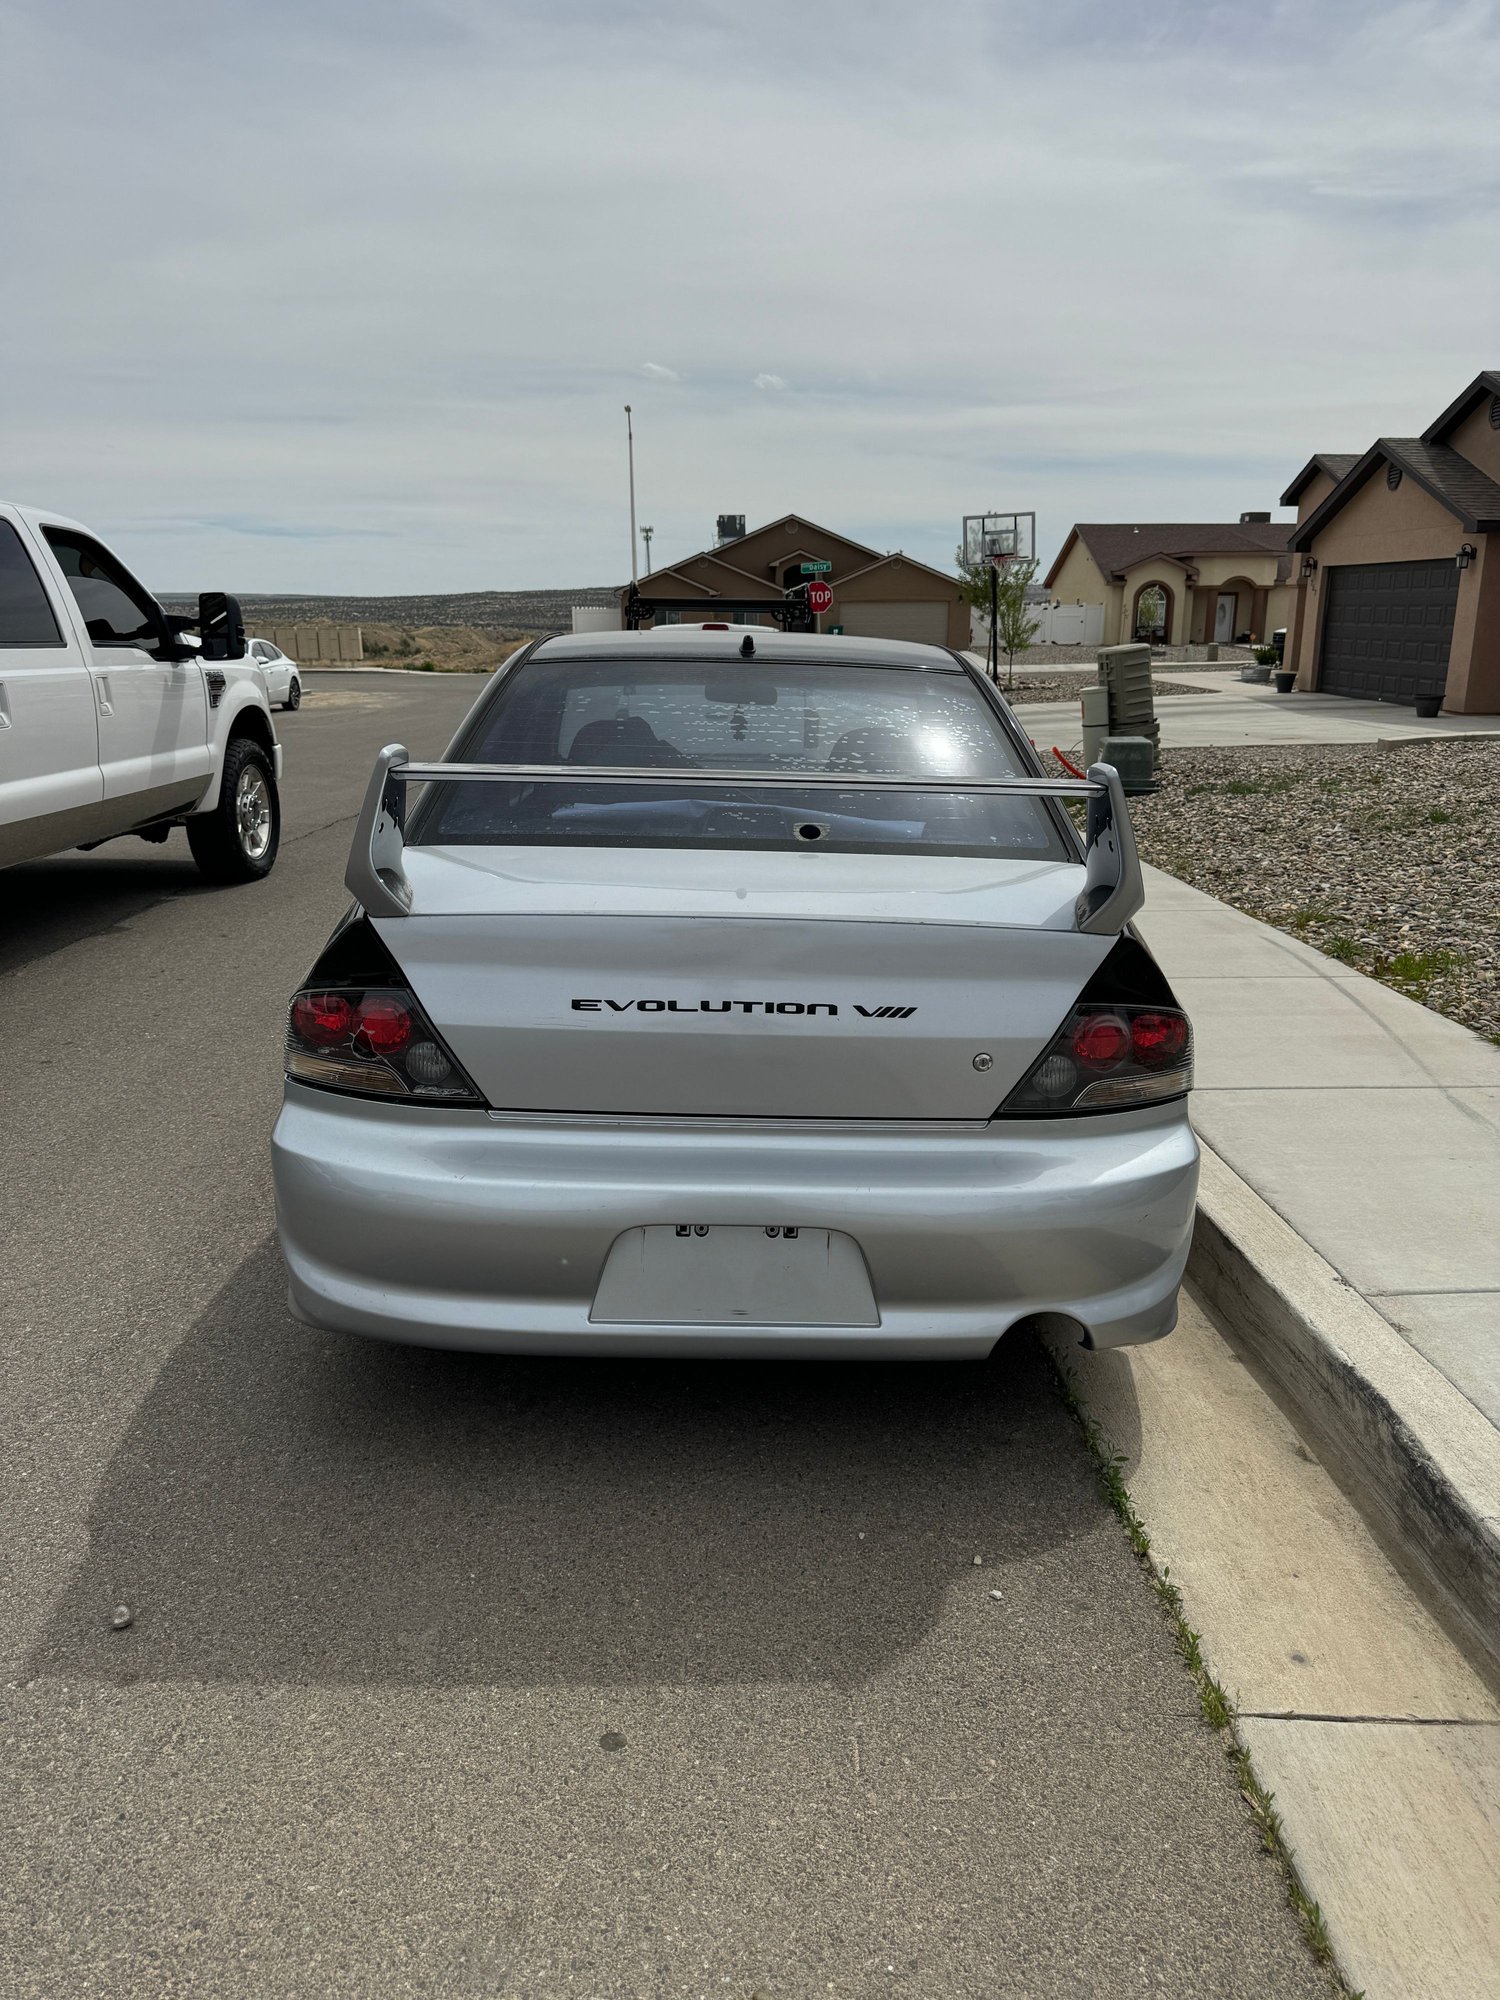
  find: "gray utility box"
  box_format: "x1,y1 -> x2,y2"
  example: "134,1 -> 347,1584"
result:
1101,735 -> 1157,795
1097,643 -> 1159,767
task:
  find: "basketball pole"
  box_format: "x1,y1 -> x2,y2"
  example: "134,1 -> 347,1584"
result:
988,559 -> 999,681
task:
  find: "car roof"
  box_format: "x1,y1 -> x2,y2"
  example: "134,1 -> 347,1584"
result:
532,629 -> 965,671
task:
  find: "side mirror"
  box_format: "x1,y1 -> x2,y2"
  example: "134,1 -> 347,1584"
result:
199,592 -> 246,661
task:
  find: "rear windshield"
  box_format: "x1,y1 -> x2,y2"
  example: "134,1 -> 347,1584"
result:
412,654 -> 1069,861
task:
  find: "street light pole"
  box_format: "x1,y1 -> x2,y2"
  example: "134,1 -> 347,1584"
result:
624,405 -> 638,587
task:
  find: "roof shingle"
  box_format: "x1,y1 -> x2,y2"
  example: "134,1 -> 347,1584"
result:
1049,521 -> 1292,587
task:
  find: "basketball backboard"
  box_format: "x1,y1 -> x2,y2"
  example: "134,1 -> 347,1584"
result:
962,512 -> 1036,568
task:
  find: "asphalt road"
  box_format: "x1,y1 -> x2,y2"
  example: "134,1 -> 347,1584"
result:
1,672 -> 1328,1998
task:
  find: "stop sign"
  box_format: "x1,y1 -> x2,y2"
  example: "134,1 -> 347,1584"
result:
807,580 -> 833,615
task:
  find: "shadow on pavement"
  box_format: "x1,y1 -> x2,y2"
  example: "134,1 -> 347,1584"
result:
0,848 -> 210,975
30,1237 -> 1132,1690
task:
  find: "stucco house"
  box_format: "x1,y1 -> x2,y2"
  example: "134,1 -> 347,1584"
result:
1042,517 -> 1295,649
621,513 -> 969,649
1283,370 -> 1500,712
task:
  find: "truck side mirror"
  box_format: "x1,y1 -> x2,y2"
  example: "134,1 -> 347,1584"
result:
199,592 -> 246,661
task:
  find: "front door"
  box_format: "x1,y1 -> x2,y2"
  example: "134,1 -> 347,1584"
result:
1214,592 -> 1236,644
42,526 -> 211,812
0,515 -> 103,866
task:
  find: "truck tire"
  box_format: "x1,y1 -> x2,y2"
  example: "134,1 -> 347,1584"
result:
187,736 -> 280,883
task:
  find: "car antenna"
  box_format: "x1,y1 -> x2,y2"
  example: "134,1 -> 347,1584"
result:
740,633 -> 755,658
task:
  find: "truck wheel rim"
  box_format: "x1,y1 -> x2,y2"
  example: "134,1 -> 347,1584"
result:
236,765 -> 272,859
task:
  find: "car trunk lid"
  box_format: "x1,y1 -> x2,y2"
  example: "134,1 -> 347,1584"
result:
374,846 -> 1110,1119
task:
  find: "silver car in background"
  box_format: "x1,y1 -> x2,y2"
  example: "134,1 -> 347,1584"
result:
272,630 -> 1197,1357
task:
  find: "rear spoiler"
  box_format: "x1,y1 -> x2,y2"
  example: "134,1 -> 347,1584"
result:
346,746 -> 1144,935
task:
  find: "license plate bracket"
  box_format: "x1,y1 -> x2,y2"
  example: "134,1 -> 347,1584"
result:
589,1225 -> 878,1327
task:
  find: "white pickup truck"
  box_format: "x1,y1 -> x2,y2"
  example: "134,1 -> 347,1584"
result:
0,504 -> 282,882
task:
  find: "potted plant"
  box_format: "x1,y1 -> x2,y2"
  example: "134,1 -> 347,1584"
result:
1414,694 -> 1442,718
1243,645 -> 1277,685
1273,654 -> 1297,694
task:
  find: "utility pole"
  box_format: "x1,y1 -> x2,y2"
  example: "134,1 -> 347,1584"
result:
641,524 -> 653,576
624,405 -> 638,587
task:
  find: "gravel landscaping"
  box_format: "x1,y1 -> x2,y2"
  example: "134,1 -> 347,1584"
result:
1002,673 -> 1209,704
1131,740 -> 1500,1042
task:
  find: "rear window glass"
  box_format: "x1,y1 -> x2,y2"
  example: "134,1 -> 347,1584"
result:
0,521 -> 64,647
412,654 -> 1067,861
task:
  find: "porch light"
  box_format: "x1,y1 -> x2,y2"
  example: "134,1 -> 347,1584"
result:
1299,556 -> 1318,581
1456,543 -> 1477,571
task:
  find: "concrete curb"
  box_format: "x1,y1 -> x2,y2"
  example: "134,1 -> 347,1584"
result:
1189,1143 -> 1500,1684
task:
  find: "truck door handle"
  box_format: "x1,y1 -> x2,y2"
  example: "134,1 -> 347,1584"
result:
0,681 -> 11,728
95,675 -> 114,717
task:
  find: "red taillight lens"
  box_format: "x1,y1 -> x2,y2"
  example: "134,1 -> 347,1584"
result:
1131,1010 -> 1189,1068
290,991 -> 355,1048
1071,1013 -> 1130,1070
353,995 -> 411,1056
997,1003 -> 1192,1116
284,984 -> 481,1104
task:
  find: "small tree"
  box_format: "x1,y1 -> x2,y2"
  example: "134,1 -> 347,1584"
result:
992,557 -> 1041,687
954,543 -> 998,618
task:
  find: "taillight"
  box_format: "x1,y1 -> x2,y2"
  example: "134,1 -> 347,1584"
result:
290,991 -> 355,1049
285,984 -> 482,1104
997,1004 -> 1192,1116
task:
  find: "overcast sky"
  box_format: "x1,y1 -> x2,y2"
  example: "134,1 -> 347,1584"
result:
3,0 -> 1497,594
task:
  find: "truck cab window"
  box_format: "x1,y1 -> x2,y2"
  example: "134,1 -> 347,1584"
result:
43,528 -> 162,651
0,521 -> 64,647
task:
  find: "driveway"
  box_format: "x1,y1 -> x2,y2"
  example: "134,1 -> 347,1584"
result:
996,667 -> 1500,752
1,672 -> 1327,1998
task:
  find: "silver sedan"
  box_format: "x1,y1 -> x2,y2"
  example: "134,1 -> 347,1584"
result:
272,630 -> 1197,1357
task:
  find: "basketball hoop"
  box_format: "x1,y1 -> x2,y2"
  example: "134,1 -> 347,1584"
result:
961,511 -> 1036,683
962,511 -> 1035,569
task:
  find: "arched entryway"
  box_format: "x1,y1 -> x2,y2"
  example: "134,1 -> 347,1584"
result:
1131,579 -> 1173,644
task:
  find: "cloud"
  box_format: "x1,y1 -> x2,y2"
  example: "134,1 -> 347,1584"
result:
1,0 -> 1496,590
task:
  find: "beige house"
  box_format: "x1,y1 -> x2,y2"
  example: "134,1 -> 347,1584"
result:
1043,518 -> 1295,648
1283,370 -> 1500,713
622,513 -> 969,649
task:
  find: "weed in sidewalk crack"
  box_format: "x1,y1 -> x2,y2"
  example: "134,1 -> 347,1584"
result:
1051,1352 -> 1363,1999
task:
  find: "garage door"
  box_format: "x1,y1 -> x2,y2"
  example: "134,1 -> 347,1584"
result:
836,601 -> 951,645
1318,560 -> 1458,704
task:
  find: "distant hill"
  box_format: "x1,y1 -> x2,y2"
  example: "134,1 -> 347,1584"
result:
161,585 -> 622,638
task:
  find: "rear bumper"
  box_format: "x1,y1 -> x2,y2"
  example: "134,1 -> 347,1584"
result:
271,1087 -> 1198,1357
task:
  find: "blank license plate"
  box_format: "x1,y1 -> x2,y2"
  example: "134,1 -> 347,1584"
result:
590,1225 -> 879,1326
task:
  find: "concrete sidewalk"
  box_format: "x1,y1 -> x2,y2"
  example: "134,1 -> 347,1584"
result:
1005,676 -> 1500,750
1137,866 -> 1500,1425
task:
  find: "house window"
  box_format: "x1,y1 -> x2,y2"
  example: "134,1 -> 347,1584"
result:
1132,582 -> 1170,643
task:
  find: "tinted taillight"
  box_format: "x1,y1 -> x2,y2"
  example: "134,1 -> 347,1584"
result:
997,1003 -> 1192,1116
285,983 -> 482,1105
